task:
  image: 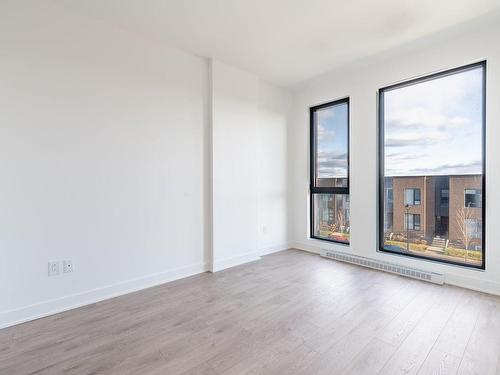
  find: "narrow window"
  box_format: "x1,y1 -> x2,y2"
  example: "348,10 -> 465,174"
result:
379,62 -> 485,268
310,98 -> 349,244
440,189 -> 449,206
414,214 -> 421,231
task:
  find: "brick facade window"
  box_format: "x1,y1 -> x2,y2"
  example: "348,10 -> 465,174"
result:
465,189 -> 482,208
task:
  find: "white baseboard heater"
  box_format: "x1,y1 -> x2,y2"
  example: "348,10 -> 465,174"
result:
320,249 -> 445,285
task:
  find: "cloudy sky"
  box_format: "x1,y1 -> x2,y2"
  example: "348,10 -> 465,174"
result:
384,65 -> 484,176
315,102 -> 348,178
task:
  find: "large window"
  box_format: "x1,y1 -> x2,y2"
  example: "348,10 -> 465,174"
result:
310,98 -> 349,244
379,62 -> 485,269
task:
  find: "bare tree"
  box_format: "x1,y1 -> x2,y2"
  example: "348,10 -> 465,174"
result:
456,203 -> 473,253
336,209 -> 346,233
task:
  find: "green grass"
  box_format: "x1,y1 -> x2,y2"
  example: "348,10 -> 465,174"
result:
385,240 -> 427,252
444,246 -> 482,261
384,240 -> 482,262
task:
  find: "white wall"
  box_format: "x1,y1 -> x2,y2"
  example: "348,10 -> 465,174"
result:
211,61 -> 260,271
0,1 -> 290,328
257,81 -> 290,254
210,61 -> 290,271
289,18 -> 500,295
0,0 -> 210,328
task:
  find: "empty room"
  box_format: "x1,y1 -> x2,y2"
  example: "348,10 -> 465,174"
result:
1,0 -> 500,374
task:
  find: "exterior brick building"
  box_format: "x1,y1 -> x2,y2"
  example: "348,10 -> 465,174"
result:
384,175 -> 482,248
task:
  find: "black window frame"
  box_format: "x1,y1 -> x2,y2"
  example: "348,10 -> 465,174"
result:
378,61 -> 486,270
310,97 -> 350,245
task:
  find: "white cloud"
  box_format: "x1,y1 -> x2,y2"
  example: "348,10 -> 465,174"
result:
317,107 -> 335,120
383,65 -> 483,176
317,122 -> 335,142
317,151 -> 348,177
386,107 -> 470,129
387,160 -> 482,176
385,130 -> 450,147
316,107 -> 337,142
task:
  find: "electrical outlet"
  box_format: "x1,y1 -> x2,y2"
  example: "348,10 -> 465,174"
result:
63,260 -> 73,273
48,261 -> 60,276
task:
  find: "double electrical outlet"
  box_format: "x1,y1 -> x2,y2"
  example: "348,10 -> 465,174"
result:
48,260 -> 73,276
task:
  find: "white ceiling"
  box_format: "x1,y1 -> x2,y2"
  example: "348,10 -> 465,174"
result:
54,0 -> 500,87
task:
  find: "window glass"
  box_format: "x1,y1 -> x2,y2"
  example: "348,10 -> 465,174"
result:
312,194 -> 350,243
440,189 -> 449,206
380,63 -> 485,268
311,99 -> 350,244
314,102 -> 349,188
404,214 -> 421,230
465,189 -> 482,208
404,189 -> 421,205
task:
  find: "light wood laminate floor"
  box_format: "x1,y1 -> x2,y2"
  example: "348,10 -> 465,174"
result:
1,249 -> 500,375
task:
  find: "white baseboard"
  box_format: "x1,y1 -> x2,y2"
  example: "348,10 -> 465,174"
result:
211,251 -> 261,272
288,240 -> 323,255
446,273 -> 500,297
259,243 -> 290,256
291,240 -> 500,297
0,262 -> 208,330
5,244 -> 498,330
